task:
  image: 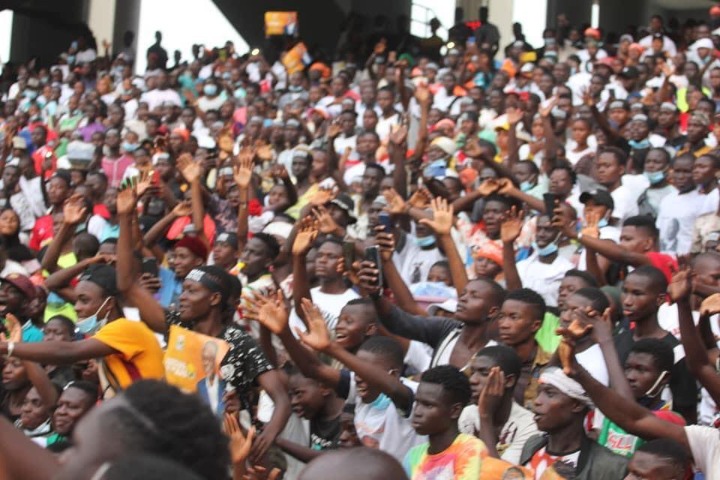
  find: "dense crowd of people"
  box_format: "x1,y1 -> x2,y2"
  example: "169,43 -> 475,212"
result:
2,4 -> 720,479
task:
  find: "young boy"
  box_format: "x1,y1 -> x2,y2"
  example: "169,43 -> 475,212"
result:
520,367 -> 629,478
616,266 -> 698,423
248,294 -> 425,462
462,345 -> 539,465
403,365 -> 487,479
275,365 -> 346,462
496,289 -> 552,409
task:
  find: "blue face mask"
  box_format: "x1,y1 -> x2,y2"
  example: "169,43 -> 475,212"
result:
24,90 -> 38,100
414,235 -> 436,248
75,297 -> 111,335
204,84 -> 218,96
67,55 -> 75,65
423,159 -> 447,179
629,139 -> 651,150
532,240 -> 559,257
644,170 -> 665,185
597,218 -> 609,228
520,180 -> 534,192
368,392 -> 392,410
122,142 -> 138,153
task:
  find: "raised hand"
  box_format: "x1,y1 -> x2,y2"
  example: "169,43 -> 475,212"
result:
297,298 -> 331,352
292,217 -> 318,256
478,366 -> 505,419
116,184 -> 138,216
415,83 -> 431,106
242,466 -> 281,480
556,319 -> 593,375
312,205 -> 341,235
177,153 -> 203,184
136,172 -> 153,198
309,186 -> 336,207
383,188 -> 407,215
539,96 -> 558,118
582,90 -> 596,108
326,121 -> 342,139
419,196 -> 454,236
224,413 -> 255,466
668,266 -> 692,304
463,137 -> 483,159
477,179 -> 500,197
700,293 -> 720,317
242,290 -> 289,335
407,187 -> 432,209
389,124 -> 408,146
581,210 -> 601,239
1,313 -> 22,343
63,194 -> 88,225
495,177 -> 515,195
233,153 -> 253,190
357,260 -> 382,297
500,206 -> 524,244
506,107 -> 524,125
269,164 -> 289,181
172,200 -> 192,217
375,229 -> 395,263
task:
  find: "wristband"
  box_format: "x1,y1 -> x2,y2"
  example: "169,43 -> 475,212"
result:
7,341 -> 15,357
577,232 -> 583,241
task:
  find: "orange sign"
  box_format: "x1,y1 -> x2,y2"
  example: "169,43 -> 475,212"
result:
265,11 -> 298,36
164,325 -> 230,394
282,42 -> 309,74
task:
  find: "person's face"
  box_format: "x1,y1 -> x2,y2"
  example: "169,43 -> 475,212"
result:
212,241 -> 237,270
47,177 -> 71,206
0,282 -> 25,317
557,276 -> 586,311
535,215 -> 559,248
625,352 -> 664,400
595,152 -> 625,187
411,382 -> 457,436
172,246 -> 204,279
625,451 -> 680,480
362,110 -> 378,131
0,209 -> 20,236
291,155 -> 311,179
366,202 -> 384,229
631,120 -> 650,141
73,281 -> 110,320
427,265 -> 450,284
354,350 -> 394,403
474,255 -> 502,279
533,383 -> 581,433
201,345 -> 216,375
31,127 -> 46,147
549,169 -> 573,197
687,118 -> 708,143
240,237 -> 271,279
338,412 -> 360,448
20,387 -> 49,430
482,200 -> 507,237
52,387 -> 94,436
456,279 -> 497,324
620,226 -> 653,255
2,356 -> 27,390
621,274 -> 663,322
583,199 -> 609,225
656,108 -> 675,128
314,242 -> 342,281
671,157 -> 695,193
335,304 -> 375,351
643,150 -> 668,175
178,280 -> 218,323
267,185 -> 288,208
44,318 -> 73,342
571,119 -> 590,144
361,169 -> 382,197
692,156 -> 716,187
498,299 -> 541,346
103,187 -> 118,215
289,374 -> 327,420
376,90 -> 393,112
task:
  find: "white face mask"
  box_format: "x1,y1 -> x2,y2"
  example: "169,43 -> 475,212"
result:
75,296 -> 112,335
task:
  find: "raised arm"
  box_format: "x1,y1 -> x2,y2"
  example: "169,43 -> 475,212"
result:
419,197 -> 468,294
388,124 -> 409,199
500,207 -> 523,291
177,154 -> 209,248
375,231 -> 427,316
291,217 -> 319,323
116,185 -> 168,334
233,149 -> 253,249
40,194 -> 87,273
298,298 -> 414,412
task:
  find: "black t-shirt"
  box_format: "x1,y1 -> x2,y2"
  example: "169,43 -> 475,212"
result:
614,330 -> 698,410
309,415 -> 341,452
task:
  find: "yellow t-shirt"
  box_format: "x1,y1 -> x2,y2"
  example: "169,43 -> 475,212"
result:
93,318 -> 165,397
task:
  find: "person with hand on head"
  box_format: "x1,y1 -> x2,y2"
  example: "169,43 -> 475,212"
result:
403,365 -> 488,479
245,293 -> 425,462
462,345 -> 539,465
115,181 -> 290,463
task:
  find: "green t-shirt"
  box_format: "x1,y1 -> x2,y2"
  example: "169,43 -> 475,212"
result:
535,312 -> 560,353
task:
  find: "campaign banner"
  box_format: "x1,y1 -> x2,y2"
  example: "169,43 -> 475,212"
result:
265,11 -> 298,37
164,325 -> 230,394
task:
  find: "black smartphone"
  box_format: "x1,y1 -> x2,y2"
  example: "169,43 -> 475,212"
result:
343,240 -> 355,272
365,246 -> 383,290
141,257 -> 159,277
543,193 -> 557,216
378,211 -> 393,233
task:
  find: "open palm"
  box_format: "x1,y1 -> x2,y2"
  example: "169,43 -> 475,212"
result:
63,194 -> 88,225
292,218 -> 318,256
177,153 -> 202,184
500,207 -> 524,243
116,186 -> 137,215
297,298 -> 331,352
419,197 -> 454,235
243,290 -> 288,335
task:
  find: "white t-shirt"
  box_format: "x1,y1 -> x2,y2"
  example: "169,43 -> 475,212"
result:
685,425 -> 720,479
140,88 -> 182,111
610,185 -> 639,222
458,401 -> 539,465
516,253 -> 574,307
289,286 -> 360,333
577,225 -> 621,271
577,344 -> 609,386
347,373 -> 426,461
657,189 -> 715,254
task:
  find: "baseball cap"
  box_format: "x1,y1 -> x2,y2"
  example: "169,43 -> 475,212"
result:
329,193 -> 357,224
579,189 -> 614,210
215,232 -> 239,249
618,66 -> 639,79
659,102 -> 678,113
79,265 -> 118,296
428,299 -> 458,316
1,273 -> 36,300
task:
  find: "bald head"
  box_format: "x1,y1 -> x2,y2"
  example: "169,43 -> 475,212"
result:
298,448 -> 407,480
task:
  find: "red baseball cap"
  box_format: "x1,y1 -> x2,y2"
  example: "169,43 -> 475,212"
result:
1,273 -> 37,300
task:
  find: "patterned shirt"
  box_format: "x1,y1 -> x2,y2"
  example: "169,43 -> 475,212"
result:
403,433 -> 487,480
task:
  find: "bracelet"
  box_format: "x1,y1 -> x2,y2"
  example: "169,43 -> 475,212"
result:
577,232 -> 583,241
7,341 -> 15,357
